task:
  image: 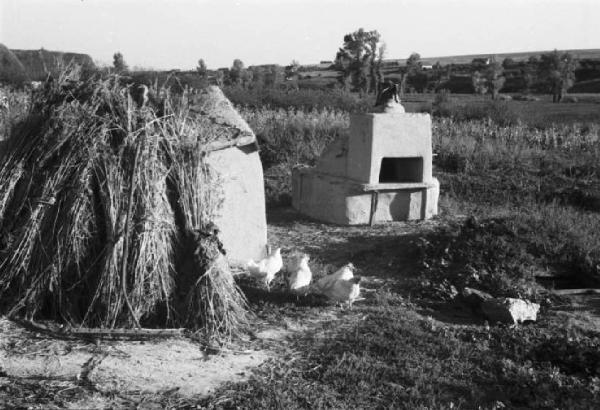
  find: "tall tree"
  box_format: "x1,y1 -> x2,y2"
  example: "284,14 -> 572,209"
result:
502,57 -> 516,69
285,60 -> 301,80
241,68 -> 254,89
113,52 -> 128,73
230,59 -> 245,85
406,52 -> 422,73
334,28 -> 383,93
265,65 -> 284,88
372,43 -> 386,94
472,71 -> 488,95
196,59 -> 207,77
539,50 -> 577,102
405,52 -> 427,93
485,58 -> 506,99
249,66 -> 266,89
215,70 -> 225,87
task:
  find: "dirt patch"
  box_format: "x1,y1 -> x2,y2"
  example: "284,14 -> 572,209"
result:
0,317 -> 267,402
91,340 -> 266,396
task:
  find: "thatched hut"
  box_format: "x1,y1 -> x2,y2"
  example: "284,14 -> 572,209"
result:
0,71 -> 263,338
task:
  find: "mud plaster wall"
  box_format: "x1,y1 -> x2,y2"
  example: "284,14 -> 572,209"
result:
206,144 -> 267,264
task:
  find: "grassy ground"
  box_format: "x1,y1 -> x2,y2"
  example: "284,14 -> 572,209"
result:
1,85 -> 600,408
3,208 -> 599,408
193,209 -> 600,409
199,92 -> 600,408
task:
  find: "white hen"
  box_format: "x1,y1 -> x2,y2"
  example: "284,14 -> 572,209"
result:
313,262 -> 354,293
321,276 -> 363,309
288,254 -> 312,296
246,247 -> 283,291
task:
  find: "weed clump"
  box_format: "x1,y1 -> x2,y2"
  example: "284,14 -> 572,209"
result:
416,210 -> 600,302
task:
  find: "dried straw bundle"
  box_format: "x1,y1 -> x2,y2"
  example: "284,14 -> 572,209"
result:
0,68 -> 247,340
169,145 -> 248,340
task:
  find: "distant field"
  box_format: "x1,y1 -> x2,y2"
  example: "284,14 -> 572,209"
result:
384,48 -> 600,66
569,79 -> 600,93
401,94 -> 600,126
402,92 -> 600,104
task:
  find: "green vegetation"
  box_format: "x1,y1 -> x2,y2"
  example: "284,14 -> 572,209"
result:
206,87 -> 599,408
240,107 -> 348,205
112,51 -> 128,73
334,28 -> 384,93
197,301 -> 600,409
1,70 -> 599,408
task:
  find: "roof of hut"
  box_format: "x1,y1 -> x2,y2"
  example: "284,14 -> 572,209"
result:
189,86 -> 256,152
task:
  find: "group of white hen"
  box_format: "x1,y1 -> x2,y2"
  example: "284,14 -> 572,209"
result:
246,248 -> 362,308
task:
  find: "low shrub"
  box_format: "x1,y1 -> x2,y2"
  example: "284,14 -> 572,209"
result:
225,86 -> 373,112
456,100 -> 520,126
561,95 -> 579,103
432,89 -> 453,117
239,107 -> 348,205
513,94 -> 540,102
415,208 -> 600,301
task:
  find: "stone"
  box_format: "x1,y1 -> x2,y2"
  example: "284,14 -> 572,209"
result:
460,287 -> 493,311
481,298 -> 540,324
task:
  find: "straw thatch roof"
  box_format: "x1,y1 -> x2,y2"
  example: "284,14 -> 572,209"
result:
0,69 -> 248,340
189,86 -> 257,151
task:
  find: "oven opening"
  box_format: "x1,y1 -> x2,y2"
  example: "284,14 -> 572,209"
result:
378,157 -> 423,183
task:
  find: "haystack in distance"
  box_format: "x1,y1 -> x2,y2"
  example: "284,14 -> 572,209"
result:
0,70 -> 263,339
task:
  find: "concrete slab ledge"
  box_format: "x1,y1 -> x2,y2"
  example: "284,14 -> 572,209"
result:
360,181 -> 438,192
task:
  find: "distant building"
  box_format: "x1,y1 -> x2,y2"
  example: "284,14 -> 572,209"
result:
471,57 -> 491,66
382,60 -> 401,68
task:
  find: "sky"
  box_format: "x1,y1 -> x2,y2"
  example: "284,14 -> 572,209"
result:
1,0 -> 599,70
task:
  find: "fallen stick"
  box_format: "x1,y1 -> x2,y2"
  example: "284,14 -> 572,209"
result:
66,327 -> 186,338
10,318 -> 185,339
552,288 -> 600,296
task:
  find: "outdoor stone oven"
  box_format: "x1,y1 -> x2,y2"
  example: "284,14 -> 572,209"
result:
292,110 -> 439,225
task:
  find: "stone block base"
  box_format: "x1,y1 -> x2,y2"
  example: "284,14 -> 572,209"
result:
292,169 -> 439,225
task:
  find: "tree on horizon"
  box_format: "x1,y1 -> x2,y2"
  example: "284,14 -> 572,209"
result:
334,28 -> 384,94
539,50 -> 577,102
112,52 -> 128,73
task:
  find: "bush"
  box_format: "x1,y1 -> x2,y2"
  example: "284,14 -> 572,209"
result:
432,89 -> 453,117
513,94 -> 540,102
224,86 -> 373,112
455,100 -> 519,126
239,107 -> 349,205
416,209 -> 600,301
561,95 -> 578,103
